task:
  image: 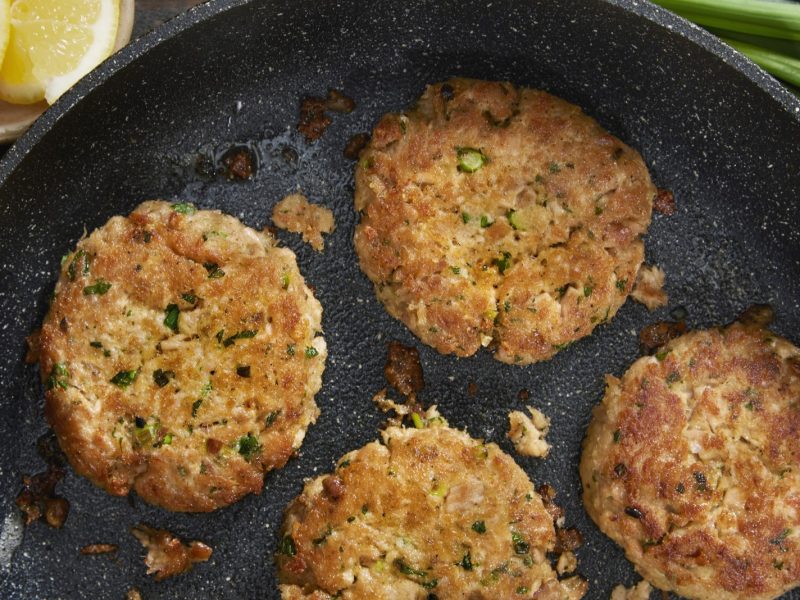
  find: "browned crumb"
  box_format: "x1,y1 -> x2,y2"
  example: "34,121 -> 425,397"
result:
610,580 -> 653,600
343,132 -> 370,159
271,193 -> 336,252
554,526 -> 584,554
631,264 -> 668,310
653,188 -> 675,216
508,406 -> 551,458
537,483 -> 565,525
297,89 -> 355,141
639,320 -> 687,354
16,465 -> 69,528
25,329 -> 41,364
467,381 -> 478,396
131,525 -> 212,581
80,543 -> 118,555
126,588 -> 143,600
737,303 -> 774,328
556,550 -> 578,575
384,341 -> 424,399
221,146 -> 255,180
518,388 -> 530,401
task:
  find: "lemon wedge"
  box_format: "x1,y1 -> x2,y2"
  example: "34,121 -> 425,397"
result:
0,0 -> 120,105
0,1 -> 10,71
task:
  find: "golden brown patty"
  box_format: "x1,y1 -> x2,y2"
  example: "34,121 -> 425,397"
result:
277,416 -> 587,599
354,78 -> 655,364
580,321 -> 800,600
39,201 -> 326,512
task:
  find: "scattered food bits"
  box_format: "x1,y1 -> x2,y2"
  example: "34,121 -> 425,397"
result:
610,580 -> 653,600
131,525 -> 212,581
639,320 -> 687,354
467,381 -> 478,396
556,550 -> 578,575
737,303 -> 775,328
220,146 -> 255,180
384,341 -> 425,400
343,132 -> 370,159
653,188 -> 676,215
25,329 -> 41,363
297,89 -> 355,141
16,465 -> 69,528
272,193 -> 336,252
631,264 -> 668,310
517,388 -> 530,401
508,406 -> 551,458
80,543 -> 118,555
126,589 -> 143,600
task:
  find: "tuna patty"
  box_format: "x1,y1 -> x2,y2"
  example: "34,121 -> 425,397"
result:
277,414 -> 587,599
580,319 -> 800,600
354,78 -> 655,364
39,201 -> 326,512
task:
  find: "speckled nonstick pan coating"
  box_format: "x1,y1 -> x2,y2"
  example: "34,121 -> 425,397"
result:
0,0 -> 798,598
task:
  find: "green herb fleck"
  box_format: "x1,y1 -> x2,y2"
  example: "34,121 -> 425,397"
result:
456,147 -> 488,173
313,526 -> 333,545
450,266 -> 461,275
493,251 -> 512,274
616,279 -> 627,292
222,330 -> 257,347
613,429 -> 621,443
265,410 -> 281,427
655,350 -> 670,361
153,369 -> 175,388
181,292 -> 197,304
305,346 -> 319,358
511,531 -> 529,555
460,551 -> 473,570
134,416 -> 161,447
46,363 -> 69,390
83,279 -> 112,296
516,587 -> 529,595
583,283 -> 593,297
595,205 -> 603,215
411,413 -> 425,429
281,272 -> 291,289
665,371 -> 681,385
480,215 -> 494,228
771,528 -> 792,547
236,433 -> 261,460
394,558 -> 427,578
110,369 -> 138,389
548,162 -> 561,173
504,300 -> 511,312
67,249 -> 89,281
774,560 -> 784,570
338,459 -> 351,469
472,520 -> 486,534
172,202 -> 197,215
203,262 -> 225,279
279,535 -> 297,557
286,344 -> 296,356
163,303 -> 180,333
461,212 -> 471,224
507,209 -> 524,230
191,399 -> 203,417
215,330 -> 225,343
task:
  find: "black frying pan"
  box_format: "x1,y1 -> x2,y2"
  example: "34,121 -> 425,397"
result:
1,0 -> 799,598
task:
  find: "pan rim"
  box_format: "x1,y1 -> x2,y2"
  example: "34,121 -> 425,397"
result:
0,0 -> 798,184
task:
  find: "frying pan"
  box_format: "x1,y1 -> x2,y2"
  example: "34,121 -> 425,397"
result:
0,0 -> 798,598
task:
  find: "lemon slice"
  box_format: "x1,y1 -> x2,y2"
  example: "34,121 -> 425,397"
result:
0,0 -> 10,70
0,0 -> 120,105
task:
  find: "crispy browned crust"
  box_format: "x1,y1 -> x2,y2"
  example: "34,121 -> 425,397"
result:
39,201 -> 325,512
354,78 -> 654,364
580,322 -> 800,600
277,423 -> 587,600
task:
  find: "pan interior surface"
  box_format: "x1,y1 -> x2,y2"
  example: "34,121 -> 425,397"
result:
0,0 -> 798,598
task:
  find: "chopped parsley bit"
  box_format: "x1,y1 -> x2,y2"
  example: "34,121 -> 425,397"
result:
665,371 -> 681,385
286,344 -> 296,356
83,279 -> 112,295
456,147 -> 488,173
450,266 -> 461,275
46,363 -> 69,390
153,369 -> 175,388
222,329 -> 257,347
172,202 -> 197,215
548,162 -> 561,173
430,482 -> 448,497
236,365 -> 251,378
163,303 -> 180,333
133,416 -> 161,447
411,413 -> 425,429
511,532 -> 529,555
595,204 -> 604,215
191,399 -> 203,417
347,515 -> 356,523
304,346 -> 319,358
67,249 -> 90,281
744,401 -> 754,411
557,285 -> 569,299
313,526 -> 333,545
265,410 -> 281,427
516,587 -> 529,595
200,381 -> 212,397
281,272 -> 291,289
655,350 -> 670,361
493,251 -> 512,274
771,528 -> 792,547
161,433 -> 173,446
236,433 -> 261,460
583,283 -> 593,297
774,560 -> 784,570
203,262 -> 225,279
394,558 -> 427,578
90,341 -> 103,348
110,369 -> 138,389
506,209 -> 524,230
480,214 -> 494,228
361,504 -> 369,514
181,292 -> 197,304
460,551 -> 473,570
278,535 -> 297,557
461,212 -> 471,224
215,330 -> 225,343
615,278 -> 627,292
472,520 -> 486,534
338,459 -> 351,469
676,482 -> 685,494
613,429 -> 621,443
693,471 -> 707,492
422,579 -> 438,590
614,463 -> 628,477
